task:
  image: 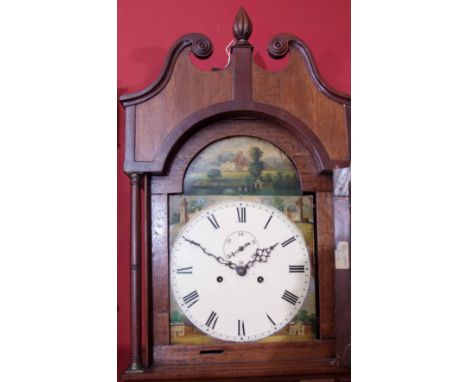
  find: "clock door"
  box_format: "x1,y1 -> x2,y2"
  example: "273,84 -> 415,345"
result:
167,137 -> 317,345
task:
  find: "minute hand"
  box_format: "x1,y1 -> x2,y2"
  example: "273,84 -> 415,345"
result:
245,243 -> 279,270
182,236 -> 237,270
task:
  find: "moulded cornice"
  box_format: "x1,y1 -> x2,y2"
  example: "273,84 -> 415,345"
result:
119,33 -> 213,107
268,33 -> 350,106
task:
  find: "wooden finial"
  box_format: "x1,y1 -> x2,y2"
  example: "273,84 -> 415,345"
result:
233,7 -> 252,43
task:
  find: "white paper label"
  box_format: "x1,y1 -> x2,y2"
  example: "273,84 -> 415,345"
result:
335,241 -> 350,269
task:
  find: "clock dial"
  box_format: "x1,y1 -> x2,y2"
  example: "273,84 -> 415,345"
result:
171,201 -> 311,342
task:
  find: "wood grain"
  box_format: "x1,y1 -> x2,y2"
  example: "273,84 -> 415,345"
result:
333,195 -> 351,367
253,49 -> 349,162
315,192 -> 335,339
232,45 -> 253,100
143,175 -> 152,368
145,99 -> 340,174
121,358 -> 349,381
151,194 -> 170,346
121,33 -> 214,107
154,340 -> 334,365
135,48 -> 232,162
121,30 -> 350,175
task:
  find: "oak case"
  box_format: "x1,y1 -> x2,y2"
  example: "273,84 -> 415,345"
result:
120,8 -> 350,382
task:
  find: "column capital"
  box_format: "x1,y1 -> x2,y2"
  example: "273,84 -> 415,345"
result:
130,173 -> 142,185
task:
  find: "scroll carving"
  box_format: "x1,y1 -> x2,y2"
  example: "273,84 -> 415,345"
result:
192,37 -> 212,58
120,33 -> 213,106
268,33 -> 350,105
268,37 -> 289,59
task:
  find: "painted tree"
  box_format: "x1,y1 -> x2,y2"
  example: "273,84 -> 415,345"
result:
207,168 -> 222,179
309,313 -> 317,329
169,212 -> 180,225
296,310 -> 317,328
248,147 -> 265,180
272,171 -> 284,189
187,198 -> 206,213
296,309 -> 309,323
290,173 -> 300,190
272,196 -> 285,212
171,310 -> 184,324
243,175 -> 255,186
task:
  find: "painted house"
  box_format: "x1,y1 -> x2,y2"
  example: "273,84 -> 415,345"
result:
286,198 -> 311,223
170,323 -> 193,337
286,206 -> 301,222
289,321 -> 305,336
234,151 -> 248,171
220,161 -> 236,172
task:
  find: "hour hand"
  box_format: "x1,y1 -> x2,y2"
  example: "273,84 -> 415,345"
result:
245,243 -> 279,270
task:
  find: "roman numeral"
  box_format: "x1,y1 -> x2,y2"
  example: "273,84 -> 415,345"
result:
205,311 -> 219,329
281,290 -> 299,305
176,266 -> 193,274
237,207 -> 246,223
207,214 -> 220,229
182,290 -> 199,308
281,236 -> 296,247
238,320 -> 246,336
289,265 -> 305,273
264,215 -> 273,229
266,313 -> 276,326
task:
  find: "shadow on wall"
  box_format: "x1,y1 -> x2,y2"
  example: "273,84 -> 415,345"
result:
117,345 -> 131,378
253,51 -> 290,72
319,49 -> 348,91
130,46 -> 167,90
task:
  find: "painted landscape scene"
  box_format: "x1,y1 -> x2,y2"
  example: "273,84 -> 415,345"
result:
184,137 -> 301,195
168,194 -> 316,345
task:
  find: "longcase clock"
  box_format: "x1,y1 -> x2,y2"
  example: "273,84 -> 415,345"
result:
120,8 -> 351,382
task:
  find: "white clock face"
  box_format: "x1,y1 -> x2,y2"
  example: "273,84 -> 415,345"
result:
170,201 -> 311,342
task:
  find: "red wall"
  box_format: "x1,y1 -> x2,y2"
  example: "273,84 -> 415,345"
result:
117,0 -> 350,377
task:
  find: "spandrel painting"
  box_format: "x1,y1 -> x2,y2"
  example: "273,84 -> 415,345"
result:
184,137 -> 301,195
168,194 -> 317,345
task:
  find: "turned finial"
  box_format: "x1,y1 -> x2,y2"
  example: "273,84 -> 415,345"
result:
233,7 -> 252,43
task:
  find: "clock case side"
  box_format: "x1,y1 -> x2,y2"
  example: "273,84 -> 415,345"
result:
120,7 -> 350,381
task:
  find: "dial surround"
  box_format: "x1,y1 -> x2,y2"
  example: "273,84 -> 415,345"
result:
171,201 -> 311,342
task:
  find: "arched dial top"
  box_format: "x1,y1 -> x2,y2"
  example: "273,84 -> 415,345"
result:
170,201 -> 311,342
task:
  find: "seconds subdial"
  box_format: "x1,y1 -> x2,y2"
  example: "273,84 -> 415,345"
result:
223,230 -> 258,263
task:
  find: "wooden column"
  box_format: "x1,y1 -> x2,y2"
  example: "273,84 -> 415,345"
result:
143,175 -> 152,368
333,168 -> 351,367
315,191 -> 336,339
128,173 -> 143,372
